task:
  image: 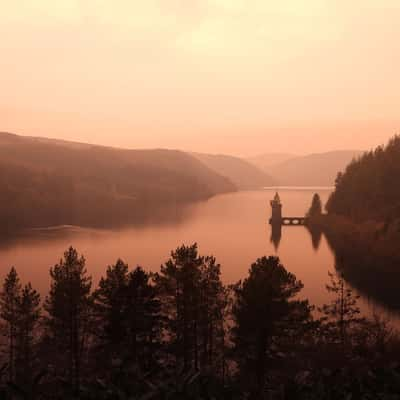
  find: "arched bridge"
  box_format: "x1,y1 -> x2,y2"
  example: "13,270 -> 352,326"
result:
269,217 -> 308,226
282,217 -> 307,226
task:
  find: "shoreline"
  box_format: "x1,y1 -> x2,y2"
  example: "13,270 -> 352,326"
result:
309,214 -> 400,312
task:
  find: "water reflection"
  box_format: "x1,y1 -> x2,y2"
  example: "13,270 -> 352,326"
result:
0,189 -> 398,327
270,223 -> 282,250
306,225 -> 323,251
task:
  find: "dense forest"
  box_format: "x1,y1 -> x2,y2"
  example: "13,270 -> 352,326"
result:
0,132 -> 235,230
1,244 -> 399,399
309,136 -> 400,311
326,135 -> 400,222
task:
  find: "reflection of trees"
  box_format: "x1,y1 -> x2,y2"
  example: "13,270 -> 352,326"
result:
270,223 -> 282,250
323,228 -> 400,313
0,203 -> 195,251
306,224 -> 323,251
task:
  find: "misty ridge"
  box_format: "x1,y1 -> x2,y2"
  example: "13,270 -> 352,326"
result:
248,150 -> 363,187
0,131 -> 361,231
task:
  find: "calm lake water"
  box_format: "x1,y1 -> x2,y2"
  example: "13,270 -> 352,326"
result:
0,188 -> 398,324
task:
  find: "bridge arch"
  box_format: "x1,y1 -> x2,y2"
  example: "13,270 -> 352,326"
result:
281,217 -> 306,226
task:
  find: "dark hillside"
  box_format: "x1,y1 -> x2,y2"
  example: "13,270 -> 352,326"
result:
326,136 -> 400,222
0,132 -> 235,230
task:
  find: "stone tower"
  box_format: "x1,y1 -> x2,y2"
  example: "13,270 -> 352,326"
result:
270,192 -> 282,225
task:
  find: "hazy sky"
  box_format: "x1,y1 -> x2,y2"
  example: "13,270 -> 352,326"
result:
1,0 -> 399,155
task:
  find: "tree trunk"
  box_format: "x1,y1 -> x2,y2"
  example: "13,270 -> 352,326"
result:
9,323 -> 14,383
255,334 -> 267,398
194,319 -> 198,371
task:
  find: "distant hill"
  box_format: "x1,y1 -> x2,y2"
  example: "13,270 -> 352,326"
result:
0,132 -> 235,230
193,153 -> 275,190
247,153 -> 296,172
249,150 -> 363,186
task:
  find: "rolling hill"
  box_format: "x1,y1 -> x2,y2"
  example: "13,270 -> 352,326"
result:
248,150 -> 363,186
247,153 -> 296,172
0,132 -> 235,230
193,152 -> 275,190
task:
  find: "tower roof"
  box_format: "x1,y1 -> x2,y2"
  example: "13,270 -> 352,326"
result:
273,192 -> 281,204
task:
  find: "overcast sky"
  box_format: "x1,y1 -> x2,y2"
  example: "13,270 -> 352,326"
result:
1,0 -> 399,155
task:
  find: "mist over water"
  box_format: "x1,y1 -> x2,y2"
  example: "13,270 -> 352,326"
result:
0,188 -> 397,324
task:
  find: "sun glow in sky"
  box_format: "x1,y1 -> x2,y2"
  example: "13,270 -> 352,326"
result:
1,0 -> 399,154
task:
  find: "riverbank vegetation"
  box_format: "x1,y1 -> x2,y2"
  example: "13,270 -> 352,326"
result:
326,135 -> 400,223
1,244 -> 399,399
310,214 -> 400,311
307,135 -> 400,310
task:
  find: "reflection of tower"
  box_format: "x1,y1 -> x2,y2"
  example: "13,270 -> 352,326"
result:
270,222 -> 282,250
269,192 -> 282,225
269,192 -> 282,250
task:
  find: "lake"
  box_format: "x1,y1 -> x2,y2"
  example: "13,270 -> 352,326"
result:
0,188 -> 397,324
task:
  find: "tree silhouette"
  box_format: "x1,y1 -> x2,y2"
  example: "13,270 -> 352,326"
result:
326,135 -> 400,222
93,259 -> 129,358
0,267 -> 21,383
15,283 -> 41,387
231,256 -> 311,397
125,267 -> 162,370
307,193 -> 323,218
156,244 -> 203,371
320,270 -> 363,346
0,246 -> 399,398
44,247 -> 92,395
94,261 -> 162,373
198,255 -> 227,374
156,244 -> 227,374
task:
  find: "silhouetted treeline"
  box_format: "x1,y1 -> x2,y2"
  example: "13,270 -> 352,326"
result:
312,136 -> 400,311
326,135 -> 400,223
0,132 -> 235,231
308,135 -> 400,310
0,244 -> 400,399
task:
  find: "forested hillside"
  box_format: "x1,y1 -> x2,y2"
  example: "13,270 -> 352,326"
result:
326,136 -> 400,222
0,132 -> 235,230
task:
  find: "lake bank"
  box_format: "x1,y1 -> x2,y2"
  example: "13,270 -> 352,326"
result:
310,214 -> 400,312
1,189 -> 398,327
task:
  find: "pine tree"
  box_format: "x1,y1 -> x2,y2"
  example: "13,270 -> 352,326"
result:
199,256 -> 227,373
156,244 -> 203,370
15,283 -> 41,387
320,270 -> 363,346
307,193 -> 323,218
0,267 -> 21,383
231,256 -> 311,396
125,267 -> 162,369
44,247 -> 92,395
93,259 -> 129,357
